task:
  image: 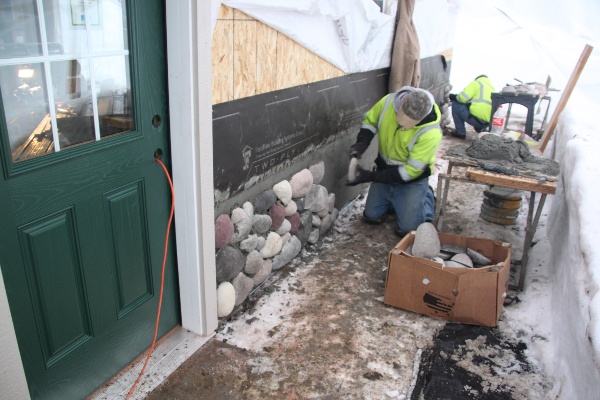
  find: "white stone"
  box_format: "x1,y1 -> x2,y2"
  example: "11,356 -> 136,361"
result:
273,180 -> 292,205
217,282 -> 235,317
242,201 -> 254,217
230,207 -> 247,224
260,232 -> 283,258
284,200 -> 297,216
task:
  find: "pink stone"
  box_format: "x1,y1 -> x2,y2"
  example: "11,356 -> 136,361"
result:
286,212 -> 301,234
269,204 -> 286,231
215,214 -> 234,249
289,169 -> 313,198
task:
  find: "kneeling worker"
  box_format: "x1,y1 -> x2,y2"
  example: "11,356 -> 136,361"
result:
449,74 -> 494,138
347,86 -> 441,237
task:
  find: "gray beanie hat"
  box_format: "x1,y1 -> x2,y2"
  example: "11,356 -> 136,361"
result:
392,87 -> 435,129
396,89 -> 433,120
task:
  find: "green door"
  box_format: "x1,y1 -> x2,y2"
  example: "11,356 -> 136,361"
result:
0,1 -> 180,399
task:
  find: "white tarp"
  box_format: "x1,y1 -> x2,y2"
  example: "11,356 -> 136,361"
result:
211,0 -> 459,73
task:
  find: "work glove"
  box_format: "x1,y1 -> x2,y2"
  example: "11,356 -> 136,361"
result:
349,141 -> 369,159
371,166 -> 404,184
346,166 -> 374,186
349,128 -> 375,159
449,93 -> 457,102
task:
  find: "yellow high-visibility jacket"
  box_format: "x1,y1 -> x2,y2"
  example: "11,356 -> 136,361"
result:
457,76 -> 494,122
361,94 -> 442,181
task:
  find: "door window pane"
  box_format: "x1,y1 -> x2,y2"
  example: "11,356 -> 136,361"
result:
1,63 -> 54,161
94,56 -> 133,138
1,0 -> 134,164
0,0 -> 42,59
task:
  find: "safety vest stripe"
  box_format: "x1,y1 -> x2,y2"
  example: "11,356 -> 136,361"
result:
472,81 -> 492,105
460,90 -> 472,102
407,125 -> 436,151
377,124 -> 438,167
378,95 -> 395,131
398,166 -> 411,181
407,157 -> 427,170
361,123 -> 377,134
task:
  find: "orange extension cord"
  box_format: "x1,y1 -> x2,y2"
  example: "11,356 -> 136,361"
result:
126,157 -> 174,400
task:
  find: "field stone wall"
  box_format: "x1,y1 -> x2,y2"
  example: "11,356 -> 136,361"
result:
214,161 -> 338,317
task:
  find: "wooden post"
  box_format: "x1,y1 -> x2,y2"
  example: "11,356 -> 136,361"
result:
539,44 -> 593,152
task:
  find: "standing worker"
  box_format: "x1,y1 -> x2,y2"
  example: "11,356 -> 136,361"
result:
448,74 -> 494,139
347,86 -> 441,237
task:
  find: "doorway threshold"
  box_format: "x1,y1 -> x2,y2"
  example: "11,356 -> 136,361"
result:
88,327 -> 214,400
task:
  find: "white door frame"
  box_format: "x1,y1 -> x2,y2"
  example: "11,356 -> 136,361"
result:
166,0 -> 218,335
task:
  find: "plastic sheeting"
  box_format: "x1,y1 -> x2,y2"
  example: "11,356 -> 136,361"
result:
211,0 -> 459,74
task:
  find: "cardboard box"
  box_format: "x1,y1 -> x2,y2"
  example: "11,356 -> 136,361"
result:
384,232 -> 511,327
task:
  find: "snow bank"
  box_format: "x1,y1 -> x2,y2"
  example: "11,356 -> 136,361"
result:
544,100 -> 600,399
450,0 -> 600,398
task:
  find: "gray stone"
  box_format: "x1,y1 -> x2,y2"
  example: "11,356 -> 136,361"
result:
239,235 -> 259,252
331,208 -> 339,221
252,214 -> 272,234
217,282 -> 235,317
273,180 -> 293,205
290,169 -> 314,198
231,215 -> 253,243
216,246 -> 245,283
309,161 -> 325,185
319,214 -> 333,234
245,250 -> 263,274
260,232 -> 283,258
312,214 -> 322,227
272,236 -> 302,270
305,185 -> 329,212
317,205 -> 330,218
253,260 -> 272,286
467,248 -> 492,266
281,232 -> 291,245
441,243 -> 467,255
438,250 -> 454,260
412,222 -> 440,259
232,272 -> 254,306
308,228 -> 320,244
295,197 -> 305,212
255,236 -> 266,250
451,253 -> 474,268
253,190 -> 278,214
327,193 -> 336,212
295,211 -> 313,247
445,260 -> 471,269
276,219 -> 291,236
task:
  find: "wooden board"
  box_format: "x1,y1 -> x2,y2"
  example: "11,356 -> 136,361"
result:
539,44 -> 593,152
212,7 -> 234,104
212,5 -> 345,104
466,167 -> 556,195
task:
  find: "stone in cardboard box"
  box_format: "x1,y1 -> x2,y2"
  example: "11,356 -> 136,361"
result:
383,231 -> 511,327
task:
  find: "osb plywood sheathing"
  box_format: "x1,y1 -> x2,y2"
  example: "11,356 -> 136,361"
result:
212,5 -> 344,104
